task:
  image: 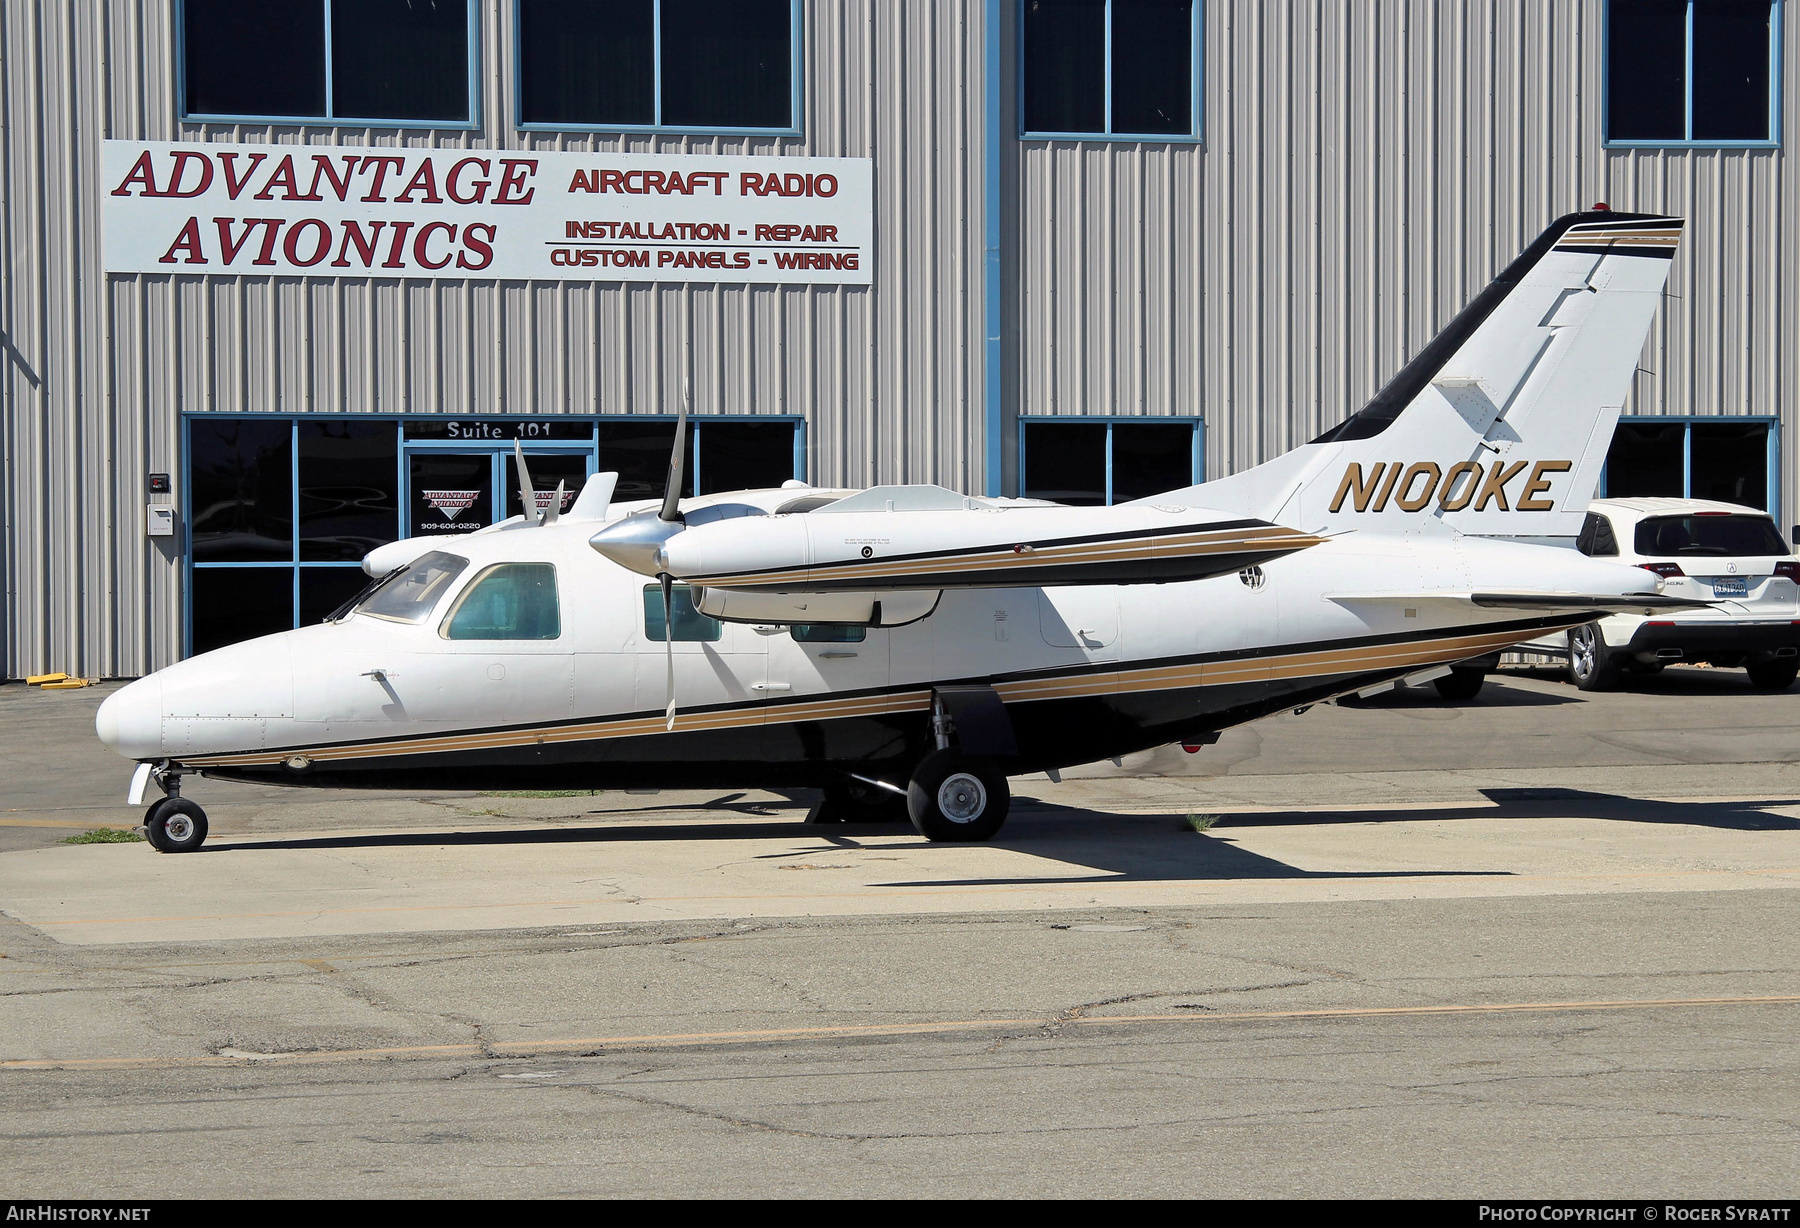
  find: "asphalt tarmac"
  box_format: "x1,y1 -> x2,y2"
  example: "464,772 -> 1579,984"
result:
2,667 -> 1798,1198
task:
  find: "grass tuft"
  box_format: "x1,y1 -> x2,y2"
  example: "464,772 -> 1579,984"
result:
61,827 -> 144,844
1184,813 -> 1219,833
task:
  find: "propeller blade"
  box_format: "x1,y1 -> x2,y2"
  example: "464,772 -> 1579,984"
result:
513,441 -> 541,526
543,480 -> 566,526
661,573 -> 678,731
659,380 -> 691,524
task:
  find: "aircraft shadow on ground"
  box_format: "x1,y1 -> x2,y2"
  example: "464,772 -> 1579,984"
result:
1339,684 -> 1581,709
207,788 -> 1796,888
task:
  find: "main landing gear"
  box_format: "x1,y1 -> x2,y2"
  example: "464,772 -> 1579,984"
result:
905,748 -> 1011,842
141,766 -> 208,854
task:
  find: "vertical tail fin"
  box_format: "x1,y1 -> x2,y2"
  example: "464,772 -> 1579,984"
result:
1168,211 -> 1683,539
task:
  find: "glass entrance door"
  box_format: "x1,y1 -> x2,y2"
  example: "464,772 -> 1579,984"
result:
405,446 -> 595,538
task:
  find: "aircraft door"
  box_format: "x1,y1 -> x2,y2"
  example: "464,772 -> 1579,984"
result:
633,583 -> 769,728
406,559 -> 575,728
1038,588 -> 1120,657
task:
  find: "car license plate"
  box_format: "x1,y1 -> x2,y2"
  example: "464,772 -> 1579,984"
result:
1712,577 -> 1748,597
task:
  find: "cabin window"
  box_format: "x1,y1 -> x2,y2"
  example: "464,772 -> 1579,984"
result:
643,584 -> 724,642
180,0 -> 475,125
1606,0 -> 1780,145
1022,0 -> 1200,138
443,563 -> 562,639
358,552 -> 470,623
1021,419 -> 1201,505
518,0 -> 798,132
791,624 -> 867,642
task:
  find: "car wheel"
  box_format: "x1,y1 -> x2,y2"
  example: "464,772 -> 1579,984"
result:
1746,658 -> 1799,691
1568,623 -> 1620,692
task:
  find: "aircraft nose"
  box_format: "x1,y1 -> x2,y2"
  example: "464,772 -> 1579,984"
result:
95,675 -> 164,761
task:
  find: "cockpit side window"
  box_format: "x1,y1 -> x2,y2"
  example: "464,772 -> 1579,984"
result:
442,563 -> 561,640
356,552 -> 469,623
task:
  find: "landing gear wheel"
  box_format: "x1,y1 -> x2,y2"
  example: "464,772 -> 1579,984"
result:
1432,668 -> 1486,702
145,797 -> 208,853
807,782 -> 911,824
906,749 -> 1010,842
1747,658 -> 1799,691
1568,623 -> 1620,692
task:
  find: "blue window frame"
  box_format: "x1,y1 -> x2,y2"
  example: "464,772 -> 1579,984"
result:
515,0 -> 804,136
1605,0 -> 1783,147
1020,0 -> 1203,141
1598,415 -> 1781,519
178,0 -> 481,128
182,413 -> 805,657
1019,417 -> 1204,505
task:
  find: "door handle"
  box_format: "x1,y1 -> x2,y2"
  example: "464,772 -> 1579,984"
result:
751,682 -> 792,692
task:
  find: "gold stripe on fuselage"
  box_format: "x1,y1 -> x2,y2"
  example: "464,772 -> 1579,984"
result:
176,621 -> 1564,771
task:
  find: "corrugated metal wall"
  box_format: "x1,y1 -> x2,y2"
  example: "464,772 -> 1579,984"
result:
3,0 -> 1793,680
0,0 -> 986,678
1016,0 -> 1794,493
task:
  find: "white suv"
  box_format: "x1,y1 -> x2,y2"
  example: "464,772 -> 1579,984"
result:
1533,497 -> 1800,691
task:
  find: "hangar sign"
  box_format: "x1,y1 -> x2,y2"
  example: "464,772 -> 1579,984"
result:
101,141 -> 872,286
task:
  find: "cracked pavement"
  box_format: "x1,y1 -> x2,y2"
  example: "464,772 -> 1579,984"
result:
2,670 -> 1799,1196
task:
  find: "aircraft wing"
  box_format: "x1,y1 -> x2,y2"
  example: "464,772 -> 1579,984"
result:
595,487 -> 1325,592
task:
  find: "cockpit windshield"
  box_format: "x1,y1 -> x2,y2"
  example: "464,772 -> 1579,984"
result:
355,551 -> 469,622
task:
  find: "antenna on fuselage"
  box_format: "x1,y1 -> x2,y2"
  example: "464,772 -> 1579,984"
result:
513,440 -> 543,527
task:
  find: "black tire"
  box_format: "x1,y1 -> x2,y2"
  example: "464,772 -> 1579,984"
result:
1746,658 -> 1799,691
906,750 -> 1011,842
145,797 -> 208,853
1432,668 -> 1485,702
807,782 -> 911,824
1568,623 -> 1620,692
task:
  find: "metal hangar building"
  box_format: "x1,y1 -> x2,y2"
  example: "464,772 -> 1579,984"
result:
0,0 -> 1790,678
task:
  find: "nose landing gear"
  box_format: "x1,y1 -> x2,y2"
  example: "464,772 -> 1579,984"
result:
140,766 -> 209,853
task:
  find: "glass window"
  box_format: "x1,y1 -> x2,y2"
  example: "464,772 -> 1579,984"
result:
1577,512 -> 1622,557
302,567 -> 378,626
193,567 -> 295,655
518,0 -> 795,130
698,421 -> 796,494
596,422 -> 688,504
1023,0 -> 1196,137
519,0 -> 653,126
1023,421 -> 1108,505
1634,514 -> 1789,556
792,624 -> 867,643
180,0 -> 472,124
1604,419 -> 1774,511
330,0 -> 471,123
1605,422 -> 1687,498
1607,0 -> 1777,144
410,452 -> 496,537
643,584 -> 723,642
182,0 -> 326,118
190,417 -> 293,562
443,563 -> 561,640
299,421 -> 398,562
1022,420 -> 1198,505
1691,422 -> 1770,508
358,551 -> 469,623
506,453 -> 589,521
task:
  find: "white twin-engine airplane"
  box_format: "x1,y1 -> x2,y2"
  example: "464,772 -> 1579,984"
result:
99,210 -> 1704,852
